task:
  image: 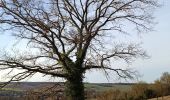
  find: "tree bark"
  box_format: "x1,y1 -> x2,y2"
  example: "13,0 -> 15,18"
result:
65,73 -> 85,100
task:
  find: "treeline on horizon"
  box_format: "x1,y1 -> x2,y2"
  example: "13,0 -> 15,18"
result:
95,72 -> 170,100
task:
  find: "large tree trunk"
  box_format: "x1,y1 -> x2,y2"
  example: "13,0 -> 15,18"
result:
65,73 -> 85,100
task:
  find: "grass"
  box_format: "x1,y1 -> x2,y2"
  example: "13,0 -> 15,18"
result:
148,96 -> 170,100
84,83 -> 132,92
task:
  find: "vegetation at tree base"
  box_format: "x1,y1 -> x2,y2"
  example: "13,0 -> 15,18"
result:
0,0 -> 158,100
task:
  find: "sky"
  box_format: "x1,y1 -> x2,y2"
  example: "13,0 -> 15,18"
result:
0,0 -> 170,83
86,0 -> 170,83
85,0 -> 170,83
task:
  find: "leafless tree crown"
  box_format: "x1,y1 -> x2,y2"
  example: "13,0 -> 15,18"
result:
0,0 -> 158,84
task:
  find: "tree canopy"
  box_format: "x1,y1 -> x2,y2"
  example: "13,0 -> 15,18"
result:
0,0 -> 158,100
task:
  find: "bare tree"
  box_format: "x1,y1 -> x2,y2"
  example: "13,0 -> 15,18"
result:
160,72 -> 170,84
0,0 -> 158,100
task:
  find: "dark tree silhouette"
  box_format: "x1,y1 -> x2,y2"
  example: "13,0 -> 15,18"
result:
0,0 -> 158,100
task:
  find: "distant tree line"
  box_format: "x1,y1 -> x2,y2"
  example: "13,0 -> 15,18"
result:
92,72 -> 170,100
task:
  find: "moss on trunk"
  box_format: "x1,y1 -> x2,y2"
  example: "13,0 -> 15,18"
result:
65,74 -> 85,100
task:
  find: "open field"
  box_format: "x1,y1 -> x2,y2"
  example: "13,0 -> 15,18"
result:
85,83 -> 133,92
1,82 -> 170,100
0,82 -> 133,99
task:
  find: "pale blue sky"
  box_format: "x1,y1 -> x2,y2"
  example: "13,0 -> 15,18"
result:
0,0 -> 170,83
85,0 -> 170,83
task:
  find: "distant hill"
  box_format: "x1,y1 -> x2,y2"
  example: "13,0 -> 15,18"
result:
1,82 -> 134,92
1,82 -> 64,91
0,82 -> 134,99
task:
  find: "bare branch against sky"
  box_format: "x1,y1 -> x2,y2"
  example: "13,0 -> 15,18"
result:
0,0 -> 158,99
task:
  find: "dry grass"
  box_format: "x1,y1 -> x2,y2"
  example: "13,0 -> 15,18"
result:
148,96 -> 170,100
